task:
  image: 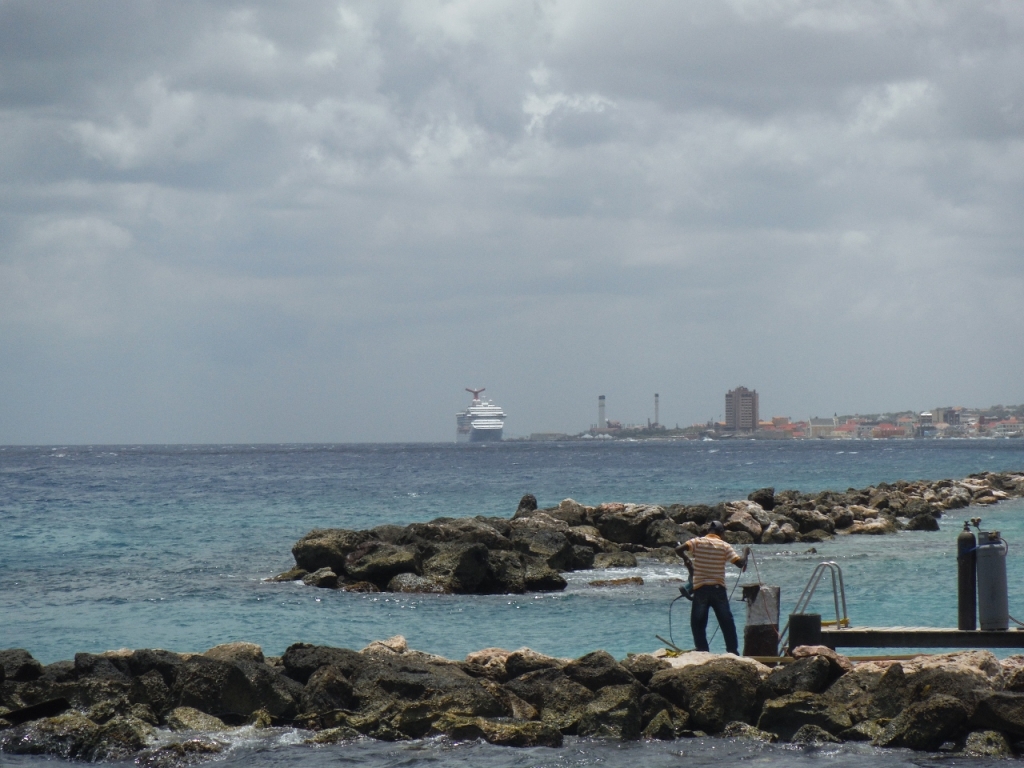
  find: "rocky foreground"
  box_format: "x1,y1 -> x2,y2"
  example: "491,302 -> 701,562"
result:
279,470 -> 1024,595
5,640 -> 1024,760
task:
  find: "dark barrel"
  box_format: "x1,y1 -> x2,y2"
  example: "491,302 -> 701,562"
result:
957,522 -> 977,631
788,613 -> 822,649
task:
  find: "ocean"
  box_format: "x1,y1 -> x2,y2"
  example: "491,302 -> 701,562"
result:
3,438 -> 1024,766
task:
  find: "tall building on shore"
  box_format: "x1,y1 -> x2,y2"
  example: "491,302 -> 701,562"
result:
725,386 -> 759,432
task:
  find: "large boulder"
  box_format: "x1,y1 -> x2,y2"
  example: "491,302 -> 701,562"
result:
748,488 -> 776,511
563,651 -> 636,691
595,505 -> 665,545
620,654 -> 670,686
346,654 -> 509,739
504,649 -> 565,680
0,649 -> 44,682
485,550 -> 527,594
432,714 -> 562,747
648,657 -> 764,733
281,644 -> 363,685
301,665 -> 354,714
344,542 -> 419,588
874,694 -> 970,751
970,692 -> 1024,737
763,655 -> 835,697
292,529 -> 376,574
504,667 -> 595,733
171,657 -> 260,717
576,684 -> 642,740
757,691 -> 852,741
509,528 -> 575,571
421,542 -> 490,593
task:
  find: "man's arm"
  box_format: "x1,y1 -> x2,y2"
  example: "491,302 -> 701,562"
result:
733,546 -> 751,571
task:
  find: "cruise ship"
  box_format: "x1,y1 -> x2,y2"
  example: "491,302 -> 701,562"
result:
456,388 -> 506,442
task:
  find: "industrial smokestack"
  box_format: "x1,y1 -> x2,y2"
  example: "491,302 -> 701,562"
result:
655,393 -> 660,427
598,395 -> 606,429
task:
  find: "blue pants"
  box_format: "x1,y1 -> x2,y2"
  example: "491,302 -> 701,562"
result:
691,585 -> 739,655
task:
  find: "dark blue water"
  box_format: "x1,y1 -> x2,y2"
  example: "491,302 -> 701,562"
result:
2,439 -> 1024,766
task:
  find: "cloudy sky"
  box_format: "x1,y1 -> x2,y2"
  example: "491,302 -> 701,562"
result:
1,1 -> 1022,443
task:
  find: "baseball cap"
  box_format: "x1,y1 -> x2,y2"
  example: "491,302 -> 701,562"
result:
707,520 -> 726,535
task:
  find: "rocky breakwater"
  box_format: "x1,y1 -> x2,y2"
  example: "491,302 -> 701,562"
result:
279,470 -> 1024,595
8,641 -> 1024,760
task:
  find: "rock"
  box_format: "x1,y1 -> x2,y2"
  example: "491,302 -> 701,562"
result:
845,518 -> 897,535
302,567 -> 339,588
790,723 -> 842,745
593,552 -> 638,569
971,691 -> 1024,737
509,528 -> 575,571
724,506 -> 763,540
723,530 -> 755,546
748,488 -> 776,511
648,657 -> 763,733
721,720 -> 778,742
204,642 -> 264,665
86,714 -> 154,761
830,506 -> 855,529
589,576 -> 644,587
563,651 -> 636,691
504,649 -> 565,679
126,673 -> 173,719
165,706 -> 229,732
874,693 -> 970,751
761,523 -> 787,544
960,729 -> 1013,757
306,725 -> 361,744
522,561 -> 567,592
514,494 -> 538,517
645,519 -> 695,549
0,711 -> 100,759
0,649 -> 44,682
906,514 -> 940,531
268,567 -> 306,582
434,714 -> 563,747
764,656 -> 834,697
387,572 -> 448,593
281,643 -> 363,685
292,528 -> 377,575
422,542 -> 491,593
839,719 -> 885,741
757,691 -> 852,740
620,654 -> 670,686
362,635 -> 409,655
301,665 -> 354,714
485,550 -> 527,594
344,542 -> 419,588
550,499 -> 588,527
642,708 -> 677,740
790,645 -> 853,675
136,738 -> 224,768
171,657 -> 266,718
595,505 -> 664,545
576,684 -> 642,740
504,668 -> 594,733
789,509 -> 835,535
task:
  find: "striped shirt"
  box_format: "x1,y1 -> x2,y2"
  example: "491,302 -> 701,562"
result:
682,534 -> 742,589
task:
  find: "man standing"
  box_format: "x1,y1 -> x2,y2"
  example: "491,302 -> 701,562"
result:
676,520 -> 749,655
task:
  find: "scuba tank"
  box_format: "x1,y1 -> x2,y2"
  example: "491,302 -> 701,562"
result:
976,529 -> 1009,631
957,522 -> 977,631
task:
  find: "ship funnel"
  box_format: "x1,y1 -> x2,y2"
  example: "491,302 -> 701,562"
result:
599,395 -> 606,429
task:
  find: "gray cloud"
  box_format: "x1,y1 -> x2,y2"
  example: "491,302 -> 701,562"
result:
1,0 -> 1021,442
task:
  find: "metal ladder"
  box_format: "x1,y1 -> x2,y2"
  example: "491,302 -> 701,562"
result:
778,561 -> 850,647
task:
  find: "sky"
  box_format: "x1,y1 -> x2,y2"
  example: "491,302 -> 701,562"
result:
1,0 -> 1022,443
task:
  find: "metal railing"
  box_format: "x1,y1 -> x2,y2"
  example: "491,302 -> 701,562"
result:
778,561 -> 849,647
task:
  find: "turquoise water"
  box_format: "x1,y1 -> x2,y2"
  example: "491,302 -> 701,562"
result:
2,439 -> 1024,766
